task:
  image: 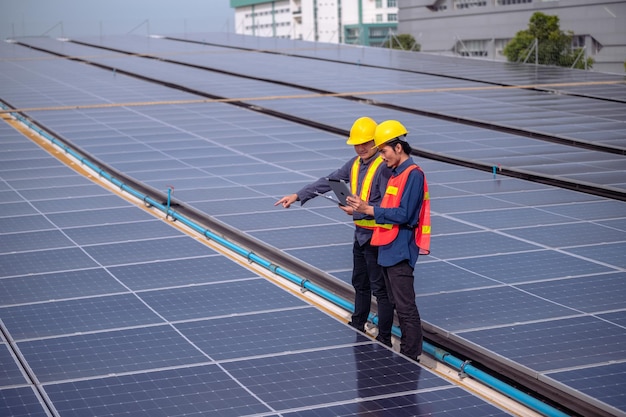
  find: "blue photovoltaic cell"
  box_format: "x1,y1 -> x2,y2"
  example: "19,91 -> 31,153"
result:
549,362 -> 626,413
459,316 -> 626,371
444,178 -> 550,195
518,273 -> 626,312
283,388 -> 513,417
45,206 -> 155,228
139,278 -> 307,321
449,250 -> 615,284
176,307 -> 369,360
250,224 -> 355,249
0,190 -> 23,203
428,232 -> 539,259
0,344 -> 26,386
0,247 -> 99,277
599,218 -> 626,232
62,220 -> 183,245
191,196 -> 282,216
151,176 -> 235,190
433,192 -> 518,212
0,229 -> 75,253
429,215 -> 480,234
222,344 -> 448,410
111,159 -> 189,172
414,261 -> 497,293
29,194 -> 128,213
224,172 -> 309,186
217,209 -> 338,231
82,236 -> 212,266
598,310 -> 626,327
7,174 -> 92,190
108,255 -> 254,290
505,222 -> 626,247
0,387 -> 48,417
1,294 -> 163,340
0,214 -> 53,233
0,202 -> 39,217
287,244 -> 353,272
452,207 -> 574,229
18,326 -> 209,382
209,163 -> 291,175
418,286 -> 576,332
175,185 -> 265,202
0,157 -> 64,171
43,365 -> 273,417
310,205 -> 360,223
0,269 -> 126,305
567,242 -> 626,269
17,184 -> 110,200
0,166 -> 86,181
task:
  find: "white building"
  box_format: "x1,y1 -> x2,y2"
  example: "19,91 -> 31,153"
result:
229,0 -> 399,46
399,0 -> 626,74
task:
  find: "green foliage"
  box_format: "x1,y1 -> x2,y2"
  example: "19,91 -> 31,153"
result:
503,12 -> 594,69
383,34 -> 421,51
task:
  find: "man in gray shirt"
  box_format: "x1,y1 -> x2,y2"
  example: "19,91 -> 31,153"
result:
275,117 -> 394,347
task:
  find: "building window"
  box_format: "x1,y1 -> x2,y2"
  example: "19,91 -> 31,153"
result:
387,13 -> 397,21
346,28 -> 360,37
497,0 -> 533,5
375,0 -> 382,8
387,0 -> 397,6
370,27 -> 394,38
376,14 -> 383,22
454,0 -> 487,9
456,39 -> 488,57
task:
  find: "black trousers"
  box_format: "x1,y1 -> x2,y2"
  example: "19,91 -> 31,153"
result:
350,240 -> 394,343
383,260 -> 423,360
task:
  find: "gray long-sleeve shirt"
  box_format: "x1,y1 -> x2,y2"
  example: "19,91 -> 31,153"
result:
296,153 -> 391,246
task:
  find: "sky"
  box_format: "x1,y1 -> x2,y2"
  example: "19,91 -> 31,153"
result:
0,0 -> 235,39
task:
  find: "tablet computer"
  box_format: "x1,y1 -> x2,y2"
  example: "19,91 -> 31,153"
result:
326,178 -> 352,206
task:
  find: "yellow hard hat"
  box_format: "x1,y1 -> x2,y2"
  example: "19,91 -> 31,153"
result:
374,120 -> 408,147
346,117 -> 377,145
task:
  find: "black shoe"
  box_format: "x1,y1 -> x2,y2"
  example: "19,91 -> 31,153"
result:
348,321 -> 365,333
375,335 -> 392,348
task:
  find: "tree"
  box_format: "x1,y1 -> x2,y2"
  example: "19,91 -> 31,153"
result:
383,34 -> 421,51
503,12 -> 593,70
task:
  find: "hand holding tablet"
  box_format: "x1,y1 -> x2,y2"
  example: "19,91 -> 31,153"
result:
326,178 -> 352,206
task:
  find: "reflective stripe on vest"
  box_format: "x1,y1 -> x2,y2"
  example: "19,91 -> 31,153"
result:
350,155 -> 388,230
371,164 -> 431,255
416,179 -> 431,255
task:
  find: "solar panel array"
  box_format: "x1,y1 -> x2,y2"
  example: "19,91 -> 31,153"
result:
1,34 -> 625,417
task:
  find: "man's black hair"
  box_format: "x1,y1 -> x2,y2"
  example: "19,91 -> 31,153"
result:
388,136 -> 412,154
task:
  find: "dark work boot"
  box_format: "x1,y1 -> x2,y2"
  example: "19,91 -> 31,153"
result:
348,321 -> 365,333
375,335 -> 392,348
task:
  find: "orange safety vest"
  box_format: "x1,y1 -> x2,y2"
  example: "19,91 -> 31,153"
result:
350,155 -> 388,230
371,164 -> 431,255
